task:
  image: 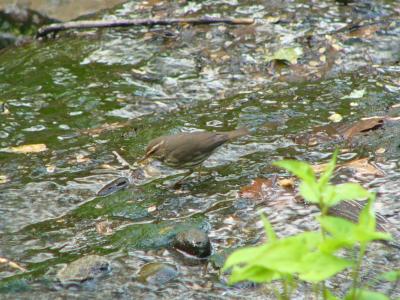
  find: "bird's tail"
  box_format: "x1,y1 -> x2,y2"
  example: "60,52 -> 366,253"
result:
225,127 -> 250,140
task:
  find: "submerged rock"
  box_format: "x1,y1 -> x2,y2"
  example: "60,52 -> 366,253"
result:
56,255 -> 111,286
137,262 -> 178,285
173,228 -> 211,258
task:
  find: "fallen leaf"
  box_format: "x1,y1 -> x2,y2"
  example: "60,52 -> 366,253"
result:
341,89 -> 366,99
312,162 -> 330,174
76,154 -> 91,163
265,47 -> 303,65
338,117 -> 384,139
223,215 -> 240,225
96,220 -> 113,236
265,16 -> 281,23
278,178 -> 295,189
329,113 -> 343,123
0,144 -> 47,153
348,24 -> 379,38
147,205 -> 157,213
342,158 -> 385,176
0,175 -> 9,184
46,164 -> 56,173
376,148 -> 386,154
0,257 -> 27,272
239,178 -> 274,199
312,157 -> 384,177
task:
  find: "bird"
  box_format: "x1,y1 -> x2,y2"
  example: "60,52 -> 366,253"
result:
139,128 -> 249,183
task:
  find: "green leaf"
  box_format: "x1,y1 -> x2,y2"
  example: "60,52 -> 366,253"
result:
345,289 -> 389,300
358,194 -> 376,232
354,227 -> 392,244
327,183 -> 370,206
377,270 -> 400,282
229,265 -> 279,284
299,181 -> 320,203
253,233 -> 321,274
319,237 -> 355,253
325,290 -> 340,300
299,252 -> 352,282
318,149 -> 338,189
321,184 -> 336,207
273,160 -> 316,183
260,213 -> 277,242
319,214 -> 391,248
319,216 -> 358,242
355,194 -> 391,242
223,244 -> 267,271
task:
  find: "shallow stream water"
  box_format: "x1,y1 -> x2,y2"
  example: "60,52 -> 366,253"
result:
1,0 -> 400,299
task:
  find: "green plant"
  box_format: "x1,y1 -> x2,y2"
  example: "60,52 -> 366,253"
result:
223,150 -> 395,299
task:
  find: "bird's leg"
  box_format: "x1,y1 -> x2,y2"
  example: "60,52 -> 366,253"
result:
172,169 -> 194,188
197,165 -> 205,177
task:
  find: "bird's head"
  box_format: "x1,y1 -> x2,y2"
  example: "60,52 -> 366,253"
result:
138,137 -> 165,164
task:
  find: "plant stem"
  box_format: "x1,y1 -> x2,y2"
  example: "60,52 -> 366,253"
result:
322,282 -> 329,300
351,243 -> 366,298
313,282 -> 320,300
319,198 -> 327,240
282,275 -> 289,300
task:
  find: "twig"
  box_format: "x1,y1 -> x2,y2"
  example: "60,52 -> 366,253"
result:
0,257 -> 27,272
112,151 -> 135,170
36,17 -> 255,38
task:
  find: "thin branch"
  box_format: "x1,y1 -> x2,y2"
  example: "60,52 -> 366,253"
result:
112,150 -> 135,170
37,17 -> 255,38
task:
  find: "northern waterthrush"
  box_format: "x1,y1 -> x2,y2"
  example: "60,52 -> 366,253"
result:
140,128 -> 249,171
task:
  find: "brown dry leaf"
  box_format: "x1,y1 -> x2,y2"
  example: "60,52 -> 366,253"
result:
312,162 -> 329,174
339,117 -> 384,139
0,257 -> 27,272
278,178 -> 295,189
1,144 -> 47,154
239,178 -> 274,199
95,220 -> 113,236
313,158 -> 384,176
294,124 -> 340,147
342,158 -> 385,176
348,24 -> 379,38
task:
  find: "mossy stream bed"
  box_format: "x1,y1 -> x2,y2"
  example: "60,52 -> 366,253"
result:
0,0 -> 400,299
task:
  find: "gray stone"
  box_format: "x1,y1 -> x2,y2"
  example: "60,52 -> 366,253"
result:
173,228 -> 211,258
137,262 -> 178,285
56,255 -> 111,286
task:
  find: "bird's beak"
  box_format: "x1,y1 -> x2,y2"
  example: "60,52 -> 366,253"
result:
138,140 -> 164,165
137,155 -> 150,165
